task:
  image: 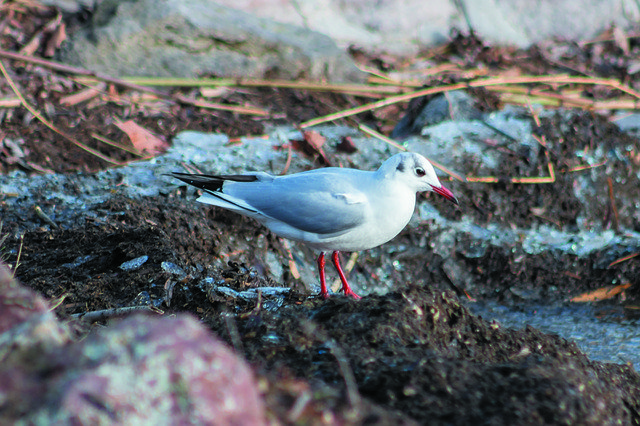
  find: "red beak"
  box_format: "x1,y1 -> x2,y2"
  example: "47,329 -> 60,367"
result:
432,185 -> 459,205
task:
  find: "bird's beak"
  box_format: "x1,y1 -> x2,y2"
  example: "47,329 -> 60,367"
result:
432,185 -> 459,205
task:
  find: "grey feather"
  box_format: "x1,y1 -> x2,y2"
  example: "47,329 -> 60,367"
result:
220,168 -> 370,235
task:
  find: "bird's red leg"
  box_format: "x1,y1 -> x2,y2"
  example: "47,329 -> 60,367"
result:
332,251 -> 361,299
317,252 -> 330,299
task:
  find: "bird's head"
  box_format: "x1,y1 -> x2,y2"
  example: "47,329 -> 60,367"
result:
382,152 -> 459,205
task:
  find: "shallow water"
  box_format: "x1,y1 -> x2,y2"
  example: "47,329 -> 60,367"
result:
467,300 -> 640,367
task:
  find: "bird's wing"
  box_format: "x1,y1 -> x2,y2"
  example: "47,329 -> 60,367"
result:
169,172 -> 268,213
221,169 -> 370,236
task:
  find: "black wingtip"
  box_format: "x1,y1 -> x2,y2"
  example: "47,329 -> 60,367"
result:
166,172 -> 223,191
167,172 -> 261,192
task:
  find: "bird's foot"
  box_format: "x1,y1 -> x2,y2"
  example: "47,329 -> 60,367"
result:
343,288 -> 361,299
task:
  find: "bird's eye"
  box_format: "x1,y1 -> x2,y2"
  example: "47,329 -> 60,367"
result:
415,167 -> 426,177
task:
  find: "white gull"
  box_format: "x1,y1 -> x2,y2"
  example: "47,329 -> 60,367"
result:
169,152 -> 458,299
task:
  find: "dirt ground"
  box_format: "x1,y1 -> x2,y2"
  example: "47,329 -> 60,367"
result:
2,4 -> 640,424
5,111 -> 640,421
5,182 -> 640,424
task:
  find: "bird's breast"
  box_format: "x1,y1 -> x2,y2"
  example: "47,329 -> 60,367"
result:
310,188 -> 416,252
370,191 -> 416,240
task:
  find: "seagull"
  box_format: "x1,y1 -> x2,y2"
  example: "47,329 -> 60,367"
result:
169,152 -> 458,299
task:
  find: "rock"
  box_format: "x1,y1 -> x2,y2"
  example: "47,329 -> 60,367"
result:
213,0 -> 640,53
0,263 -> 70,420
0,305 -> 266,424
392,90 -> 483,140
61,314 -> 265,425
0,261 -> 70,355
41,0 -> 640,55
37,0 -> 94,13
463,0 -> 639,48
61,0 -> 365,82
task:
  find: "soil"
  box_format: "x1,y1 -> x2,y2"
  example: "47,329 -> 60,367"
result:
2,4 -> 640,424
5,142 -> 640,422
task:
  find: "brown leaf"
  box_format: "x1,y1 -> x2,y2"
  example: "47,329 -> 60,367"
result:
2,137 -> 29,163
114,120 -> 168,156
612,25 -> 630,56
19,31 -> 43,56
0,98 -> 21,107
529,207 -> 546,216
303,130 -> 325,151
295,130 -> 331,165
336,136 -> 358,154
373,104 -> 401,121
59,83 -> 105,106
570,283 -> 631,302
44,22 -> 67,57
200,87 -> 232,98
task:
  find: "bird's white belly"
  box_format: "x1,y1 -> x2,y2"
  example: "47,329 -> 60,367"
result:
296,198 -> 415,252
312,221 -> 407,251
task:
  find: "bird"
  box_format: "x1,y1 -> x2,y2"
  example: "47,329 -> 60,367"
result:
168,152 -> 458,299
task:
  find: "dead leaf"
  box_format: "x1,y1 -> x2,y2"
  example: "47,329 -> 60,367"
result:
114,119 -> 168,156
303,130 -> 325,150
107,84 -> 120,101
0,98 -> 22,107
298,130 -> 331,165
44,22 -> 67,57
200,87 -> 232,98
1,137 -> 29,164
373,104 -> 401,121
530,207 -> 546,216
43,13 -> 64,32
336,136 -> 358,153
19,31 -> 43,56
281,239 -> 300,280
612,25 -> 630,56
628,60 -> 640,75
59,83 -> 105,106
570,283 -> 631,302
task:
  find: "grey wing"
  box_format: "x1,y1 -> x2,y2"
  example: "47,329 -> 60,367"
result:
225,171 -> 369,236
